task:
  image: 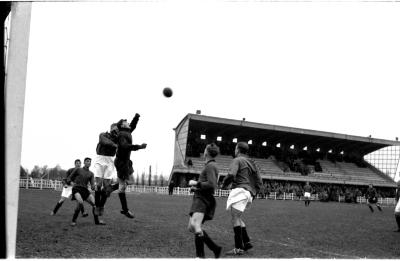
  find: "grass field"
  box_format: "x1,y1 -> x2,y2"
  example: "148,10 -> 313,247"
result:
16,189 -> 400,258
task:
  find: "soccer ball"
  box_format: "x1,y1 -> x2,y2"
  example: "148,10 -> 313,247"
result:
163,87 -> 173,98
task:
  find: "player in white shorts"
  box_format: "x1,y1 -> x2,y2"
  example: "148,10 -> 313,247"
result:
222,142 -> 262,256
50,159 -> 88,217
303,181 -> 312,207
394,181 -> 400,232
93,123 -> 119,217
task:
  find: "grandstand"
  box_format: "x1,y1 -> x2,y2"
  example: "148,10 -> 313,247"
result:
170,113 -> 400,198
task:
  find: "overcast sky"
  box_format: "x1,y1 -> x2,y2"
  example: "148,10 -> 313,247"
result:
20,1 -> 400,180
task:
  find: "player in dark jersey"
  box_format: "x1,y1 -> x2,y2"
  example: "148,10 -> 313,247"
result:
187,143 -> 222,258
67,157 -> 104,226
303,181 -> 312,207
93,123 -> 119,217
114,114 -> 147,218
394,181 -> 400,232
222,142 -> 262,256
50,159 -> 88,217
365,184 -> 382,212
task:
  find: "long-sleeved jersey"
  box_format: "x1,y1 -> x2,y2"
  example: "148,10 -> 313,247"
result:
195,159 -> 219,196
96,132 -> 117,156
222,155 -> 262,197
62,167 -> 78,185
67,167 -> 94,189
365,187 -> 377,199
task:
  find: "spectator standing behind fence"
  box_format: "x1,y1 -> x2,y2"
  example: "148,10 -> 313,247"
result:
394,181 -> 400,232
50,159 -> 88,217
168,180 -> 174,195
222,142 -> 262,256
365,184 -> 382,212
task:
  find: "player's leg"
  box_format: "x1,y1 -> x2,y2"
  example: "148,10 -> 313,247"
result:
86,194 -> 105,225
376,202 -> 382,211
98,163 -> 114,216
94,163 -> 105,215
71,193 -> 84,226
226,207 -> 245,255
188,212 -> 206,258
239,219 -> 253,251
367,201 -> 374,212
51,196 -> 67,215
118,177 -> 134,218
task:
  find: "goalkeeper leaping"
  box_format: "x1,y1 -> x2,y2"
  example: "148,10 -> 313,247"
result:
114,113 -> 147,218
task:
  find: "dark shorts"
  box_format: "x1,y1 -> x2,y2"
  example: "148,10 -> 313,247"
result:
368,197 -> 378,204
72,186 -> 91,201
114,158 -> 134,180
189,193 -> 216,222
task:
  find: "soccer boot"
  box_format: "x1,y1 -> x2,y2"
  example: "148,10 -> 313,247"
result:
213,246 -> 223,258
50,211 -> 55,216
95,220 -> 106,225
243,242 -> 253,251
82,212 -> 89,217
225,248 -> 244,256
70,222 -> 77,227
120,210 -> 135,218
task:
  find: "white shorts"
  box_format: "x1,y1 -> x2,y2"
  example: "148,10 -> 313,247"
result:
226,188 -> 252,212
304,192 -> 311,198
94,155 -> 116,179
61,185 -> 73,198
395,200 -> 400,214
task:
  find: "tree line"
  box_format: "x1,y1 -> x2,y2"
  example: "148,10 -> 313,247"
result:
20,165 -> 167,187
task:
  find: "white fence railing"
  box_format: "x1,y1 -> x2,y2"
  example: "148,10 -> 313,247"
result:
19,179 -> 397,206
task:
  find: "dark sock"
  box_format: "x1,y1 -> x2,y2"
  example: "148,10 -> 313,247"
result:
368,205 -> 374,212
396,215 -> 400,229
202,230 -> 219,252
234,226 -> 243,250
119,193 -> 128,211
100,190 -> 108,207
377,205 -> 382,211
194,233 -> 205,258
241,227 -> 250,244
95,191 -> 101,207
72,204 -> 82,222
92,206 -> 100,224
53,201 -> 63,214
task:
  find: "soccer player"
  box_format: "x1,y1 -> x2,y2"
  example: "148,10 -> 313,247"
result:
67,157 -> 104,226
394,181 -> 400,232
50,159 -> 88,217
222,142 -> 262,256
93,123 -> 119,217
187,143 -> 222,258
114,113 -> 147,218
304,181 -> 312,207
365,184 -> 382,212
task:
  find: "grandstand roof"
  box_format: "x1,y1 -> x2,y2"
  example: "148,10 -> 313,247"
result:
176,113 -> 400,155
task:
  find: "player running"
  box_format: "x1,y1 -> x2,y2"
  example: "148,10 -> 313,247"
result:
187,143 -> 222,258
222,141 -> 262,256
303,181 -> 312,207
114,113 -> 147,218
365,184 -> 382,212
67,157 -> 104,226
93,123 -> 119,217
50,159 -> 88,217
